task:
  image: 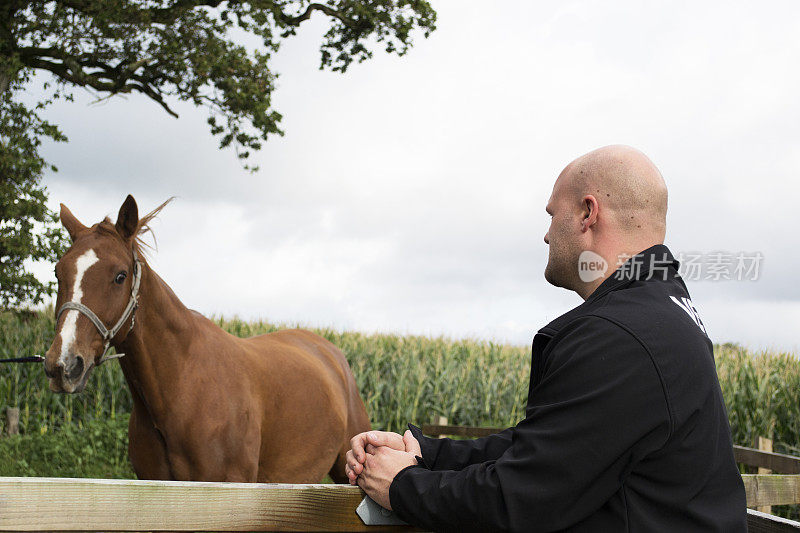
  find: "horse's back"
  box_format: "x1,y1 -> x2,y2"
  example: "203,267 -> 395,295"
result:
244,329 -> 352,387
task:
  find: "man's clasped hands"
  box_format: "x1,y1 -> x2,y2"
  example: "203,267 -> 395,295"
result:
344,429 -> 422,509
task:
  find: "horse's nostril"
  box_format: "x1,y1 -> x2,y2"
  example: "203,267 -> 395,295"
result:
65,356 -> 85,382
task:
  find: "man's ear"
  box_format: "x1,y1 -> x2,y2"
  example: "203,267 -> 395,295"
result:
581,195 -> 599,232
60,204 -> 87,241
116,194 -> 139,241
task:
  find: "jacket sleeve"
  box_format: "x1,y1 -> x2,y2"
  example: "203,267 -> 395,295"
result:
389,316 -> 671,533
408,424 -> 515,471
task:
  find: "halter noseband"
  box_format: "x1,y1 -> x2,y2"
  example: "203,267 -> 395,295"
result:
56,248 -> 142,365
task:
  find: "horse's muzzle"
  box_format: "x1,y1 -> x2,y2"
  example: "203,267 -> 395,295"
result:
46,353 -> 89,393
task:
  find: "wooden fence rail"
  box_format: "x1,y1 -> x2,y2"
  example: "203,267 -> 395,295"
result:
0,477 -> 410,532
0,475 -> 796,532
747,509 -> 800,532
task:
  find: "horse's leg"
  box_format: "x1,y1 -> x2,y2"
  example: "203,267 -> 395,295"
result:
328,377 -> 372,484
328,450 -> 350,484
128,402 -> 171,480
328,415 -> 371,483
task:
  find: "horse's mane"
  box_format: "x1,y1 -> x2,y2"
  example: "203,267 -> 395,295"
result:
132,197 -> 175,261
95,197 -> 175,264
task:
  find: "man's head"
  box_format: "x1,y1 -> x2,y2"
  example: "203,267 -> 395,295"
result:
544,145 -> 668,299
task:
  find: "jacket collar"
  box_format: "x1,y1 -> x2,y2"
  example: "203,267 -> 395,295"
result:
585,244 -> 679,303
538,244 -> 680,337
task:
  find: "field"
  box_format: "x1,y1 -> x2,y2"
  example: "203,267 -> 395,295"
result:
1,308 -> 799,482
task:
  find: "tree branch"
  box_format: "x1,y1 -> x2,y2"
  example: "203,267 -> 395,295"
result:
129,81 -> 179,117
277,3 -> 354,28
57,0 -> 226,24
22,55 -> 178,118
0,72 -> 11,94
19,46 -> 153,90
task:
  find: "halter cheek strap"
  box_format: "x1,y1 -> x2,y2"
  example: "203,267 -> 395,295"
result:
56,248 -> 143,365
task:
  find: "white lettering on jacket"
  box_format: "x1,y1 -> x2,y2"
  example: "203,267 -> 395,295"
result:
669,295 -> 707,335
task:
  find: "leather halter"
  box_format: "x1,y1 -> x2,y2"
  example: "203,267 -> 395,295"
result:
56,248 -> 142,365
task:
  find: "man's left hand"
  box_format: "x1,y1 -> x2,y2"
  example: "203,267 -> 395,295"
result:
357,444 -> 418,510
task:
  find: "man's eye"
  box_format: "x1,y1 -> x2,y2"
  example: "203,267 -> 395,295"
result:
114,272 -> 127,284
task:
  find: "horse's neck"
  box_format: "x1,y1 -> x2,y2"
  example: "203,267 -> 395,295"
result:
115,262 -> 197,420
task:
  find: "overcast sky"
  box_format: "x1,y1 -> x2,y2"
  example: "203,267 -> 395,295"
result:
25,0 -> 800,352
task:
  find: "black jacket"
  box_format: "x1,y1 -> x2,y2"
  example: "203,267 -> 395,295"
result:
389,245 -> 747,532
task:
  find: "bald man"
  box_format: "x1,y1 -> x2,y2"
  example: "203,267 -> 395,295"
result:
346,146 -> 747,532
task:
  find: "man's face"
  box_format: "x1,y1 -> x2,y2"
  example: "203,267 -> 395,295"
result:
543,175 -> 584,290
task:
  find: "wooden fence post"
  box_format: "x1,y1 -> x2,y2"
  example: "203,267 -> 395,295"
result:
5,408 -> 19,436
757,436 -> 774,514
430,416 -> 448,438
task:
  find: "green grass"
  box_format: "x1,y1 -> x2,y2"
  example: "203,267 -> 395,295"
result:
0,414 -> 133,478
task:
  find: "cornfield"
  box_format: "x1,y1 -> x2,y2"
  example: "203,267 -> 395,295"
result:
1,309 -> 798,455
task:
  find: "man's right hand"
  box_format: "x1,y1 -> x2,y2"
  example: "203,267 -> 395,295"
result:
345,430 -> 421,484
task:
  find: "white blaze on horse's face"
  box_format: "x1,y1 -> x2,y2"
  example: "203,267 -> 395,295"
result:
58,248 -> 100,364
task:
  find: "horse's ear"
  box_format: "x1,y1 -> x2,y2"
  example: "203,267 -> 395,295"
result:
116,194 -> 139,241
60,203 -> 87,241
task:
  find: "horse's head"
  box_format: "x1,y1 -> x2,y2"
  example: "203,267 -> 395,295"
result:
45,195 -> 143,393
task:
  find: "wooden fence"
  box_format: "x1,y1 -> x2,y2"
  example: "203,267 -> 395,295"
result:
1,419 -> 797,531
0,477 -> 410,532
2,473 -> 797,532
422,419 -> 800,533
1,471 -> 797,532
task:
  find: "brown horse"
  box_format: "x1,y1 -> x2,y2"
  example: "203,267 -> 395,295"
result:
44,195 -> 370,483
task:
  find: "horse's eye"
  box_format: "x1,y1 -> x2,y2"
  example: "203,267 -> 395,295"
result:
114,271 -> 127,285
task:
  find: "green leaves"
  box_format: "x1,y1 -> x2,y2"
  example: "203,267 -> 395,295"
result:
0,72 -> 69,309
4,0 -> 437,166
0,415 -> 134,479
313,0 -> 437,73
715,343 -> 800,456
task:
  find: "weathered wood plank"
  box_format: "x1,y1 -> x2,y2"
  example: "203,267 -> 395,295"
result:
747,509 -> 800,532
0,477 -> 414,532
4,408 -> 18,436
758,437 -> 775,514
742,475 -> 800,507
427,416 -> 449,438
735,446 -> 800,474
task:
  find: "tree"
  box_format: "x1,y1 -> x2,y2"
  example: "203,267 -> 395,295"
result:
0,72 -> 69,309
0,0 -> 436,308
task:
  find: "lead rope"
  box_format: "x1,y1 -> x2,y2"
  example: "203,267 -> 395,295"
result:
55,248 -> 143,366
